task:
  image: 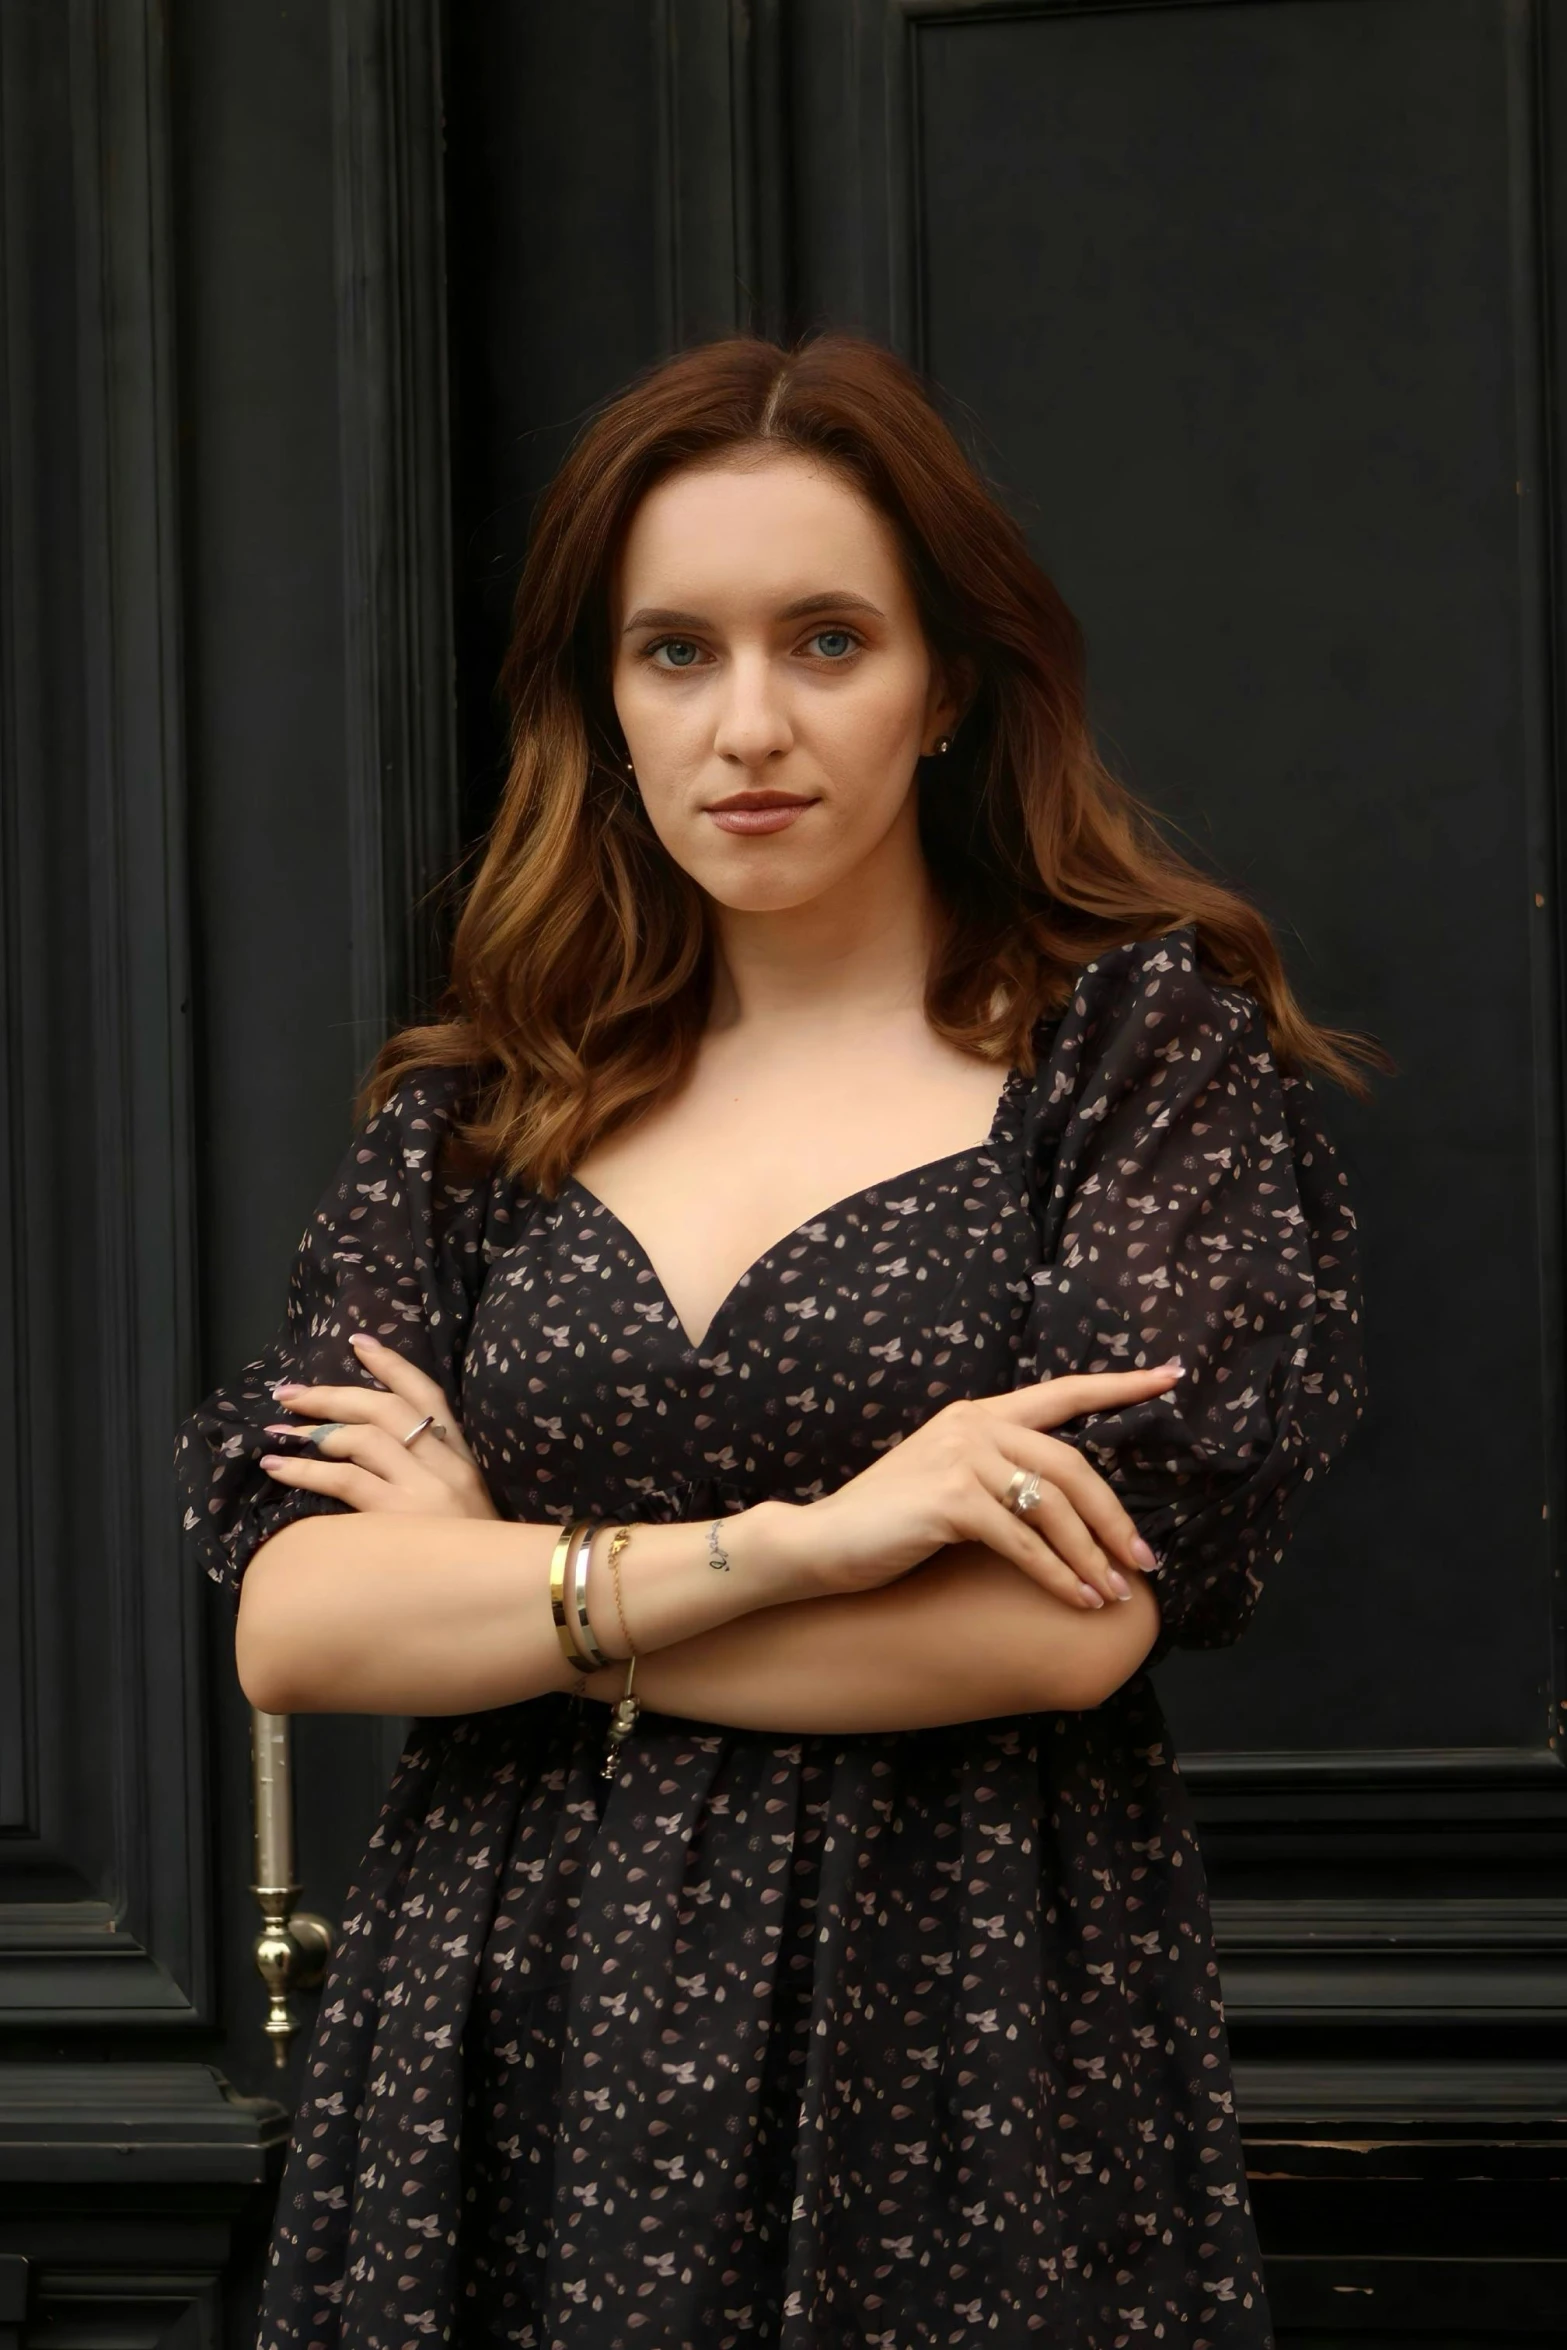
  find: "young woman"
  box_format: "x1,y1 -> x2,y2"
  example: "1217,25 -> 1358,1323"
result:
176,331 -> 1374,2349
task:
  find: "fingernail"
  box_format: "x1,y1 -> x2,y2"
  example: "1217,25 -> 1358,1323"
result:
1158,1359 -> 1185,1377
262,1423 -> 300,1437
1083,1587 -> 1105,1608
271,1382 -> 301,1399
259,1455 -> 284,1470
348,1331 -> 374,1349
1107,1568 -> 1132,1600
1130,1536 -> 1158,1571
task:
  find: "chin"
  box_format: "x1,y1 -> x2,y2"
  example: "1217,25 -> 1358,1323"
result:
686,844 -> 847,914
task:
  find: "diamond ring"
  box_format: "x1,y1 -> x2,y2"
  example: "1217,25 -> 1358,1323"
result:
1005,1468 -> 1045,1516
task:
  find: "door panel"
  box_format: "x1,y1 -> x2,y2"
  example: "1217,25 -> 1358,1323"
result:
917,0 -> 1548,1761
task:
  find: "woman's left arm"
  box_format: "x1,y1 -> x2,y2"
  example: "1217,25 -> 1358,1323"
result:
579,1539 -> 1159,1731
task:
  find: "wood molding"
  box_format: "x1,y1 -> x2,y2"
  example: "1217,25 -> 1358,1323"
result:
1214,1896 -> 1567,2025
652,0 -> 792,349
0,11 -> 32,1846
1184,1745 -> 1567,1789
330,0 -> 460,1065
1234,2053 -> 1567,2135
0,1906 -> 199,2020
0,2063 -> 287,2184
0,0 -> 209,2023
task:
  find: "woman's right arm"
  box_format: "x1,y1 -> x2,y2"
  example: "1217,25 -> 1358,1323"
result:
233,1503 -> 814,1716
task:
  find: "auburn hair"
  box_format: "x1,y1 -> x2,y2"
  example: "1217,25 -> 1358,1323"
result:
360,331 -> 1387,1189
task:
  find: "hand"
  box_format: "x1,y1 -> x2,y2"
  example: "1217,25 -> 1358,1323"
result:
256,1331 -> 500,1522
786,1364 -> 1183,1609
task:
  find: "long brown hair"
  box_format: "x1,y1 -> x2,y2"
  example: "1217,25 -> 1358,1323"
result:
362,331 -> 1387,1189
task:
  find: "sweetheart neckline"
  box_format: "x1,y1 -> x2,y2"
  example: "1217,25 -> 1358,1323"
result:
562,1064 -> 1026,1357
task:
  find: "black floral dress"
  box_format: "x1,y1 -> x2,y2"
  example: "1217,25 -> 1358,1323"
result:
175,928 -> 1365,2350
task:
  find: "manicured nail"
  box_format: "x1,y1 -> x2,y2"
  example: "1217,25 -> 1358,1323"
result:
1156,1359 -> 1184,1376
349,1331 -> 375,1349
1082,1587 -> 1105,1608
259,1454 -> 284,1470
1130,1536 -> 1158,1571
262,1423 -> 300,1437
271,1382 -> 301,1399
1107,1568 -> 1132,1601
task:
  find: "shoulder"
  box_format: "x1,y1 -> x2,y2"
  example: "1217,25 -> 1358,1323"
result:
354,1063 -> 491,1176
1027,925 -> 1265,1101
305,1065 -> 493,1242
1046,924 -> 1261,1058
362,1062 -> 475,1137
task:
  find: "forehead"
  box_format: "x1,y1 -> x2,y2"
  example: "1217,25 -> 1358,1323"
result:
612,452 -> 912,617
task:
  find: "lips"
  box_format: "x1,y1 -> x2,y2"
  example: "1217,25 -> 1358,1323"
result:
705,791 -> 816,837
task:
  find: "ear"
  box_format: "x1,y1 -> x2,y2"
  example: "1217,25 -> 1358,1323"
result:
926,649 -> 980,742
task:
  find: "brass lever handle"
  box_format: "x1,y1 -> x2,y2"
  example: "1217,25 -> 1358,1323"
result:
250,1707 -> 333,2065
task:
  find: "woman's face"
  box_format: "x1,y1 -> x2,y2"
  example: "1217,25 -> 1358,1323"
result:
609,451 -> 959,912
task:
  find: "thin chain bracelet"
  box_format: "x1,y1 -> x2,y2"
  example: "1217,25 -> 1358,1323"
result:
707,1518 -> 732,1572
605,1526 -> 636,1654
600,1525 -> 640,1781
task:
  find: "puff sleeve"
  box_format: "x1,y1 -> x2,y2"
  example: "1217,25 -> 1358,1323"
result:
1015,926 -> 1365,1659
174,1067 -> 492,1599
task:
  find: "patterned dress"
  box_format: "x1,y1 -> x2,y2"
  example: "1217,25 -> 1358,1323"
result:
175,927 -> 1365,2350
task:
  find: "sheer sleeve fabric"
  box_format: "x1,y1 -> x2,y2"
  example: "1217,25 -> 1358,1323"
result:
1016,926 -> 1365,1658
174,1067 -> 492,1598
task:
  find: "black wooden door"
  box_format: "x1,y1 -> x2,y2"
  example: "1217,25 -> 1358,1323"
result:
3,2 -> 1565,2340
453,0 -> 1567,2327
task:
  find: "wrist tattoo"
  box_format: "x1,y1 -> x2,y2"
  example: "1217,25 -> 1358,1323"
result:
707,1518 -> 732,1572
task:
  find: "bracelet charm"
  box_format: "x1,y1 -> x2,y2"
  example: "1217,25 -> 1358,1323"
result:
601,1658 -> 639,1780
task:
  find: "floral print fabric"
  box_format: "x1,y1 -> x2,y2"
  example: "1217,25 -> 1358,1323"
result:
175,927 -> 1365,2348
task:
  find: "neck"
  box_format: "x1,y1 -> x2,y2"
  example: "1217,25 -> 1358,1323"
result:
706,803 -> 940,1042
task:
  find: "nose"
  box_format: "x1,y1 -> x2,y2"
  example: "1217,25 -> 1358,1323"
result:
710,648 -> 793,768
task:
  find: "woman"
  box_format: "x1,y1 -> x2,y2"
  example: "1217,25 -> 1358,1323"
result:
176,331 -> 1375,2348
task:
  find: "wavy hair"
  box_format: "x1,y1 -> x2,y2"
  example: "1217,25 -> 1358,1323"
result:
361,331 -> 1387,1188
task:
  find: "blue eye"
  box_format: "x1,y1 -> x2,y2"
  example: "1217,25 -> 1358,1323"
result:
640,627 -> 862,670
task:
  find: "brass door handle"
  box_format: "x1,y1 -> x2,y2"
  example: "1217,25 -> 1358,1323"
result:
250,1707 -> 334,2065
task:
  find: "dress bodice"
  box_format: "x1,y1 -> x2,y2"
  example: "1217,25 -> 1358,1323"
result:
462,1063 -> 1037,1529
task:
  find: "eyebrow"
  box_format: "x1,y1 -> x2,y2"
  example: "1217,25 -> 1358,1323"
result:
619,590 -> 888,635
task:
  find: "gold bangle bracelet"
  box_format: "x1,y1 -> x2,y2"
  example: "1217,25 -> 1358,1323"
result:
567,1519 -> 611,1670
549,1518 -> 598,1676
